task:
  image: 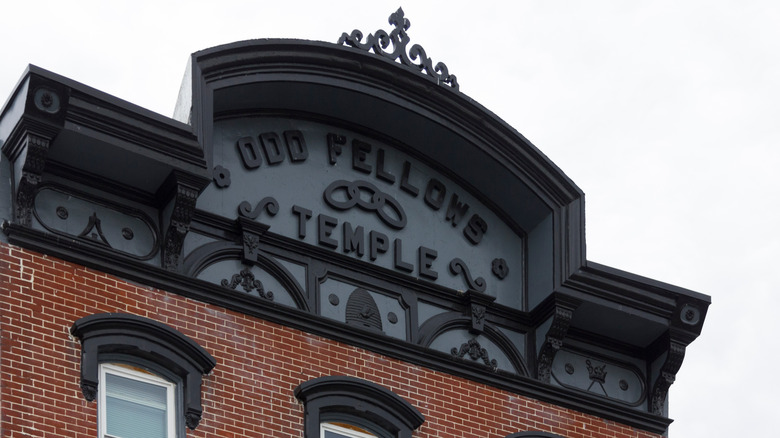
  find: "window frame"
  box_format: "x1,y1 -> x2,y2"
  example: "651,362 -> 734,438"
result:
294,376 -> 424,438
71,313 -> 216,431
99,363 -> 177,438
321,422 -> 378,438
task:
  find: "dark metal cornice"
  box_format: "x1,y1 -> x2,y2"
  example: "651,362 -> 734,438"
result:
562,261 -> 710,330
2,225 -> 674,433
189,39 -> 583,209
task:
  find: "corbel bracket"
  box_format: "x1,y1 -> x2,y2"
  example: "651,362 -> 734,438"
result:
649,297 -> 708,414
650,337 -> 686,415
161,171 -> 210,271
12,133 -> 51,226
537,299 -> 580,382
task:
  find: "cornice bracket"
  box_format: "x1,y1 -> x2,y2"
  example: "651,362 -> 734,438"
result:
161,171 -> 210,271
650,337 -> 686,415
537,299 -> 579,383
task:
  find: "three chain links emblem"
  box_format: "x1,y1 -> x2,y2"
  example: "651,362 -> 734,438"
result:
323,180 -> 407,230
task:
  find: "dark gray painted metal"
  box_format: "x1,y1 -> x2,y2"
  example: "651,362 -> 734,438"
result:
0,32 -> 711,434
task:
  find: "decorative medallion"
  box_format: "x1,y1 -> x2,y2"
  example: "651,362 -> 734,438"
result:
56,206 -> 68,219
213,165 -> 231,188
680,304 -> 701,325
338,8 -> 459,90
491,258 -> 508,279
33,87 -> 61,114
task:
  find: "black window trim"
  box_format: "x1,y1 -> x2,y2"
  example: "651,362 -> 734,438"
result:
71,313 -> 216,430
294,375 -> 424,438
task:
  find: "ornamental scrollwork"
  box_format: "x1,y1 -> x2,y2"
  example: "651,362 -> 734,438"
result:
451,338 -> 497,371
338,8 -> 459,90
221,268 -> 273,301
238,197 -> 279,220
449,258 -> 486,293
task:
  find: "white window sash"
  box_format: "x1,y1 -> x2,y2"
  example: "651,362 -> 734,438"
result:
98,363 -> 176,438
321,422 -> 377,438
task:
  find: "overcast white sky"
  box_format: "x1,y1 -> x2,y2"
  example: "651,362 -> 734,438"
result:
2,1 -> 778,436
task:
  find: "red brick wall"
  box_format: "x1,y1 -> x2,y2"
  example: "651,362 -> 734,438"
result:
0,243 -> 661,438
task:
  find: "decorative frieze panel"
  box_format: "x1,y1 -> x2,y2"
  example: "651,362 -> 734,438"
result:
428,329 -> 520,374
551,349 -> 646,407
198,117 -> 526,311
319,278 -> 407,341
196,258 -> 304,310
33,185 -> 159,260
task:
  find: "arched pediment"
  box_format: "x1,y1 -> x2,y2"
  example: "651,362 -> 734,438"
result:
179,37 -> 585,309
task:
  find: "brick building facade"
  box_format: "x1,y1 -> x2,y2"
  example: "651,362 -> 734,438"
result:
1,246 -> 662,438
1,9 -> 708,438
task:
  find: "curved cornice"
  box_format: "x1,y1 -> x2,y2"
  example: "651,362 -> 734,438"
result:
185,39 -> 584,225
294,375 -> 425,434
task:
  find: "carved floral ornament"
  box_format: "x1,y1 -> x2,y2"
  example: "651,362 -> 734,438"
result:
338,8 -> 459,90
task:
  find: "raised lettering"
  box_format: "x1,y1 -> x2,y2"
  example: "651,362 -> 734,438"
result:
400,161 -> 420,196
352,139 -> 372,174
445,193 -> 470,227
369,231 -> 389,261
418,246 -> 438,280
261,132 -> 284,165
237,136 -> 262,169
292,205 -> 312,238
327,133 -> 346,165
375,148 -> 396,184
464,214 -> 488,245
424,178 -> 446,210
393,239 -> 414,272
284,130 -> 309,162
318,214 -> 338,248
343,222 -> 365,257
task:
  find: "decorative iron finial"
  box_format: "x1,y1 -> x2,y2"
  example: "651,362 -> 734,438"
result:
337,7 -> 459,91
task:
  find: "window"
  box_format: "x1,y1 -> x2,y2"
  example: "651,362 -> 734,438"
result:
71,313 -> 216,431
321,422 -> 377,438
99,363 -> 176,438
294,376 -> 424,438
